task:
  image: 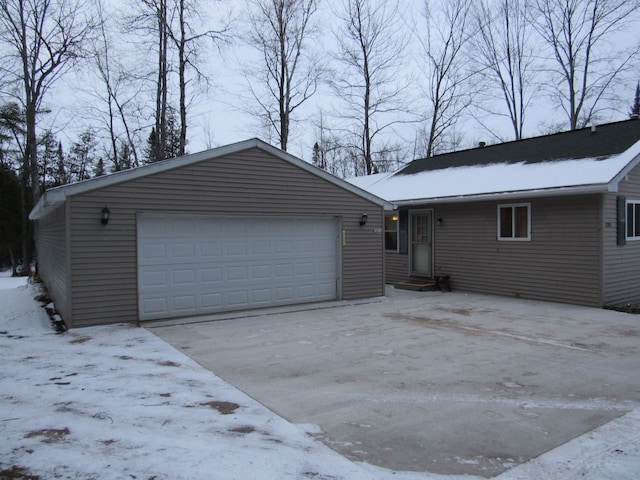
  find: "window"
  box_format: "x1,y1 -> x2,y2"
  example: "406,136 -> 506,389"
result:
498,203 -> 530,241
384,213 -> 399,251
628,200 -> 640,240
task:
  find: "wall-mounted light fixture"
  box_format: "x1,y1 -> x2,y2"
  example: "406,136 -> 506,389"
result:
436,217 -> 443,225
101,206 -> 110,225
359,213 -> 368,226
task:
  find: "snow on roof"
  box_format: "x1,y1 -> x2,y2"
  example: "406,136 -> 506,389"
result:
358,138 -> 640,205
346,172 -> 393,190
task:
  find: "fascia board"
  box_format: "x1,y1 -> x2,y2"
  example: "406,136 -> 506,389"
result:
609,148 -> 640,191
391,184 -> 610,206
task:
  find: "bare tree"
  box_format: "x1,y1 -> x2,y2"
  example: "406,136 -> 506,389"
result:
530,0 -> 640,130
0,0 -> 96,274
0,0 -> 96,201
312,110 -> 362,178
334,0 -> 410,174
473,0 -> 538,140
414,0 -> 476,158
244,0 -> 322,151
90,0 -> 142,171
167,0 -> 229,156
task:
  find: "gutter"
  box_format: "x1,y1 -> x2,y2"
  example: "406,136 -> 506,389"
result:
390,183 -> 611,207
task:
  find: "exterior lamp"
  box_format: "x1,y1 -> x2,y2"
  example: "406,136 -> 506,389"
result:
101,206 -> 110,225
360,213 -> 368,226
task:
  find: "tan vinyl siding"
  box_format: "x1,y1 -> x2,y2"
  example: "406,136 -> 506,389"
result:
35,204 -> 70,321
391,195 -> 602,306
603,163 -> 640,307
385,252 -> 409,283
67,148 -> 384,327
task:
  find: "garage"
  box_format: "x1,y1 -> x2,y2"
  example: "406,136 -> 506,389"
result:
30,138 -> 388,328
137,215 -> 339,321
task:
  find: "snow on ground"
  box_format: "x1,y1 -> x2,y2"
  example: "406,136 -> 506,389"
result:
0,274 -> 472,480
1,272 -> 639,479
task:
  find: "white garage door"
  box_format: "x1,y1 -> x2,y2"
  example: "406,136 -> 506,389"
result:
137,216 -> 338,321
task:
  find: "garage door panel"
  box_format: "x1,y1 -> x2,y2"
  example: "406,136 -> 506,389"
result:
138,216 -> 338,320
202,293 -> 223,308
227,242 -> 248,256
173,295 -> 196,312
252,265 -> 271,279
200,267 -> 222,283
172,243 -> 195,259
200,242 -> 222,258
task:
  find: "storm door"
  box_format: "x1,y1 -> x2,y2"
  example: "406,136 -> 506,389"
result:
410,211 -> 433,277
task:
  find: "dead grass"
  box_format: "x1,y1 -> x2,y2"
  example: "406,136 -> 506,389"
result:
24,427 -> 70,444
200,401 -> 240,414
0,465 -> 41,479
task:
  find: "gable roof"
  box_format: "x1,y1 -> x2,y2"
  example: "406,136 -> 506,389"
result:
349,119 -> 640,205
30,138 -> 391,220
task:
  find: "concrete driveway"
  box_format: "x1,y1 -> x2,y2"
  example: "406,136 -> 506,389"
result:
150,288 -> 640,477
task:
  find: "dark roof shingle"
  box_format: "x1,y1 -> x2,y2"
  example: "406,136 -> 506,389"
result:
399,119 -> 640,175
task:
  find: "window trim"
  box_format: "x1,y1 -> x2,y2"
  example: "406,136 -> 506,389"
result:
627,199 -> 640,240
384,212 -> 399,252
497,203 -> 531,241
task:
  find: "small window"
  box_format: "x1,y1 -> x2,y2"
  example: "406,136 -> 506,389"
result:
627,200 -> 640,240
384,213 -> 399,251
498,203 -> 530,241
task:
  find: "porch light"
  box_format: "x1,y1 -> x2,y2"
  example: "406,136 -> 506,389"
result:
359,213 -> 368,226
436,217 -> 443,225
101,206 -> 110,225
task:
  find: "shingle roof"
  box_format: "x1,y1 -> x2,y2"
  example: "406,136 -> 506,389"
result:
347,119 -> 640,205
399,119 -> 640,175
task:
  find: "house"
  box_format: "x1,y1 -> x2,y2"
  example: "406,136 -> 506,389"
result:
350,119 -> 640,309
30,139 -> 390,329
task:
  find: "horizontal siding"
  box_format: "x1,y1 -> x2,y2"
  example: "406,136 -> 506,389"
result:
385,252 -> 409,283
390,196 -> 602,307
68,148 -> 384,327
603,162 -> 640,307
35,204 -> 69,321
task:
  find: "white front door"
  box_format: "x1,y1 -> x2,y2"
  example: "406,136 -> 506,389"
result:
137,215 -> 338,321
410,211 -> 433,277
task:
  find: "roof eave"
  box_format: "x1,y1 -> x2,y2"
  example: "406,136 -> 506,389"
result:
390,184 -> 610,206
609,149 -> 640,190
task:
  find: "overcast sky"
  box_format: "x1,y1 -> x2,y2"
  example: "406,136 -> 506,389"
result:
40,0 -> 640,164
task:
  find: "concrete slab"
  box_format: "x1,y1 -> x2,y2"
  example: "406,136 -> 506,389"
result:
150,288 -> 640,477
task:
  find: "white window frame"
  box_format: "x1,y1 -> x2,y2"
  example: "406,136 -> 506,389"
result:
627,200 -> 640,240
384,213 -> 399,252
497,203 -> 531,241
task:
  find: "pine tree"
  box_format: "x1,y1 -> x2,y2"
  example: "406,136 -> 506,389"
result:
144,128 -> 158,164
93,157 -> 105,177
68,129 -> 97,182
0,163 -> 22,272
38,130 -> 61,190
631,82 -> 640,119
53,141 -> 68,186
144,107 -> 182,164
312,142 -> 321,168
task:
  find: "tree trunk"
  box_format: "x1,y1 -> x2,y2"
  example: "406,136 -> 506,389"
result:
178,0 -> 187,156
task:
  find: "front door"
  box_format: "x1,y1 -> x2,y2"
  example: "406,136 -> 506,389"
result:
410,211 -> 433,277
